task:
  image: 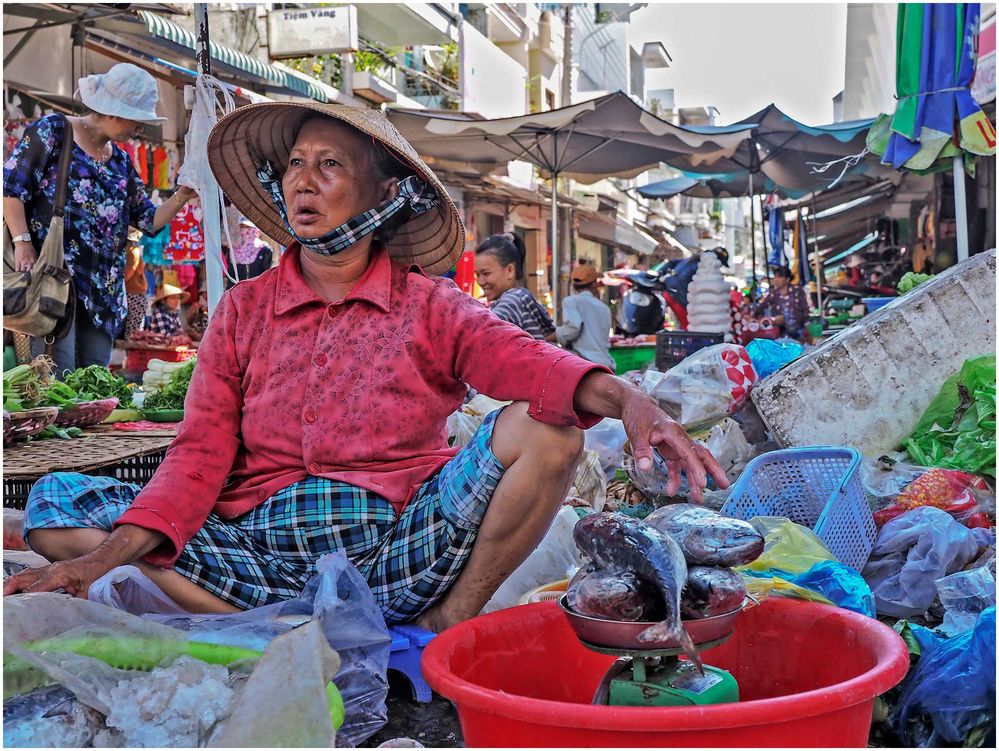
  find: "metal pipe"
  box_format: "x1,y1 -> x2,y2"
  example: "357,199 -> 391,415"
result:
194,3 -> 225,315
551,174 -> 560,324
953,154 -> 969,263
810,196 -> 823,314
748,171 -> 757,290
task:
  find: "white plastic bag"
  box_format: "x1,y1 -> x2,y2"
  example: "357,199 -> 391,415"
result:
481,507 -> 583,613
641,344 -> 757,428
567,450 -> 608,511
584,418 -> 628,476
446,394 -> 508,448
176,75 -> 238,284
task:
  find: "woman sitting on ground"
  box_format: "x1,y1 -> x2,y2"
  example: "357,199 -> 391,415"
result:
5,102 -> 727,632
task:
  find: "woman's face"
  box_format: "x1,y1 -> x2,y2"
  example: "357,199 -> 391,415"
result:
772,274 -> 790,291
282,118 -> 397,240
164,294 -> 182,311
104,116 -> 145,140
474,252 -> 517,302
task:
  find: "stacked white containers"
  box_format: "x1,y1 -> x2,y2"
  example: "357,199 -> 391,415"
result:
686,253 -> 732,333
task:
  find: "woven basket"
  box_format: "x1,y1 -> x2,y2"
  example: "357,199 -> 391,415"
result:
4,407 -> 59,446
54,398 -> 119,429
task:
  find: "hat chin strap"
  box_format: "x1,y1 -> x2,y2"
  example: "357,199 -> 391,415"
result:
251,155 -> 439,257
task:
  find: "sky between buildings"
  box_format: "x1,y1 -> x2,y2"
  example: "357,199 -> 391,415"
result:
629,2 -> 849,126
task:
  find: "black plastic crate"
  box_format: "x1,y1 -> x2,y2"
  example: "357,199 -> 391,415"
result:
655,330 -> 725,371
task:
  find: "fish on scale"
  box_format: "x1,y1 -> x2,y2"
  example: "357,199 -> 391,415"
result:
572,512 -> 702,671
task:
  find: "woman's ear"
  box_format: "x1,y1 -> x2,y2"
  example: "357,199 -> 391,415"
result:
379,176 -> 399,203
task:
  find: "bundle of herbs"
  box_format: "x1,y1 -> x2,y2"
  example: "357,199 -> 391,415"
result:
3,357 -> 56,412
142,358 -> 197,411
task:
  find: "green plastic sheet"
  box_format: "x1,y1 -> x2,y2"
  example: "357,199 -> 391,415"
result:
903,355 -> 996,477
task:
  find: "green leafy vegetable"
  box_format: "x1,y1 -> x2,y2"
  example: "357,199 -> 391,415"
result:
62,365 -> 133,407
897,271 -> 932,295
142,359 -> 197,412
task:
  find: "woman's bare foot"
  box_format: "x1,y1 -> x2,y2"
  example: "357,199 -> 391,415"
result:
413,602 -> 470,634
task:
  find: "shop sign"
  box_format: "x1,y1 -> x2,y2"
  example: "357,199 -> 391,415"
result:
268,5 -> 358,58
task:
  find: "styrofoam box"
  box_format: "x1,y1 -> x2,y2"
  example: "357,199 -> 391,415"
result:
751,249 -> 996,456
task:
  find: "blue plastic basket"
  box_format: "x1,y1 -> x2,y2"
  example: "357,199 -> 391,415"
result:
862,297 -> 895,313
721,447 -> 876,572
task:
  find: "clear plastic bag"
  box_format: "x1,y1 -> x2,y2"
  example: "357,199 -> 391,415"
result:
583,418 -> 628,477
567,450 -> 608,511
893,606 -> 996,747
3,507 -> 27,551
89,552 -> 391,747
861,507 -> 990,618
860,457 -> 994,528
640,344 -> 757,428
935,561 -> 997,637
4,593 -> 345,748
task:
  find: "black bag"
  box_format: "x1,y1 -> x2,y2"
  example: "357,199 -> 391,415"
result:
3,113 -> 75,340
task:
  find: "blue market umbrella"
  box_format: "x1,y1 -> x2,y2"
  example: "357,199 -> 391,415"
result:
868,3 -> 996,262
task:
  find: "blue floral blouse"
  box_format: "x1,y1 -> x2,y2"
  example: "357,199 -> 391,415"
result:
3,115 -> 161,338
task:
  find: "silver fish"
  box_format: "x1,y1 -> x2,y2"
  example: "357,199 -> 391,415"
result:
645,503 -> 765,567
3,684 -> 104,748
573,512 -> 701,670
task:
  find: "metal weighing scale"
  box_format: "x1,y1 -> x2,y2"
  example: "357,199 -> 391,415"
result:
558,596 -> 743,708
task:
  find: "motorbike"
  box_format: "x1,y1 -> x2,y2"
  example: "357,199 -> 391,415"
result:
607,267 -> 688,335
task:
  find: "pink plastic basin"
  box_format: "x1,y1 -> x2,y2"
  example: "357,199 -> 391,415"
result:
421,597 -> 909,747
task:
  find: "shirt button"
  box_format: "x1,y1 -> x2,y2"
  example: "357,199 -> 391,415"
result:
327,304 -> 338,316
314,353 -> 328,367
304,410 -> 318,423
308,462 -> 321,475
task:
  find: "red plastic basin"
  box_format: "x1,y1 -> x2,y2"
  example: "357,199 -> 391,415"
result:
422,597 -> 909,747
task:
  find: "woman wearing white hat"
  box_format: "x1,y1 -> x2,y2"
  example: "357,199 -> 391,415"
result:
3,63 -> 196,373
7,102 -> 727,631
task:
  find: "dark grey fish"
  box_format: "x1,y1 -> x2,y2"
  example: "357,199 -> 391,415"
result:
681,566 -> 747,619
3,684 -> 104,748
645,504 -> 765,567
572,512 -> 701,669
566,566 -> 664,622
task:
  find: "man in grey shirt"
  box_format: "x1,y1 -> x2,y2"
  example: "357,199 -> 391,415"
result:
553,263 -> 616,370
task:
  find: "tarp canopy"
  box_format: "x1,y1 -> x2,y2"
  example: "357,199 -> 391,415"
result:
385,92 -> 756,182
655,105 -> 888,196
636,104 -> 891,198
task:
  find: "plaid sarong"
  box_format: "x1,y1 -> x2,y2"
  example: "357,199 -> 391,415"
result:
23,409 -> 506,623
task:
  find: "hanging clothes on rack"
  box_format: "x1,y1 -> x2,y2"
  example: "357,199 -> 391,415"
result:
165,202 -> 205,263
153,146 -> 170,190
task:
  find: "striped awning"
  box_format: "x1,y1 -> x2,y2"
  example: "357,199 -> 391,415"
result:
94,10 -> 330,102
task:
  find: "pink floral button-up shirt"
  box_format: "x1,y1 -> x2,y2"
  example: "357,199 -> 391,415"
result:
116,243 -> 609,566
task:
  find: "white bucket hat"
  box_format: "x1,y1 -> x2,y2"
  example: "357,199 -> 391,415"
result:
78,63 -> 165,123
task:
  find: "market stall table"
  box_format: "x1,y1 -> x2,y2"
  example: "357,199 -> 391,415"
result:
3,431 -> 175,509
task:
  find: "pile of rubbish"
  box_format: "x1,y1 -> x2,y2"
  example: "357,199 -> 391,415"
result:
450,333 -> 995,747
3,552 -> 390,748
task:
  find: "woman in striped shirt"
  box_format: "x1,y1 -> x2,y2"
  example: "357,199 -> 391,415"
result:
474,233 -> 555,340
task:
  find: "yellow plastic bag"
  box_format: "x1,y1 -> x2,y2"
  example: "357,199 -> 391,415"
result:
739,516 -> 837,575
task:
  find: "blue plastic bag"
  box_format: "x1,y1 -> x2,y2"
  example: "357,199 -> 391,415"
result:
745,338 -> 805,379
893,607 -> 996,747
743,559 -> 877,616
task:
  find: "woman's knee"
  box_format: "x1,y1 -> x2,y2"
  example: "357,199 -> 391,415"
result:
493,401 -> 583,468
